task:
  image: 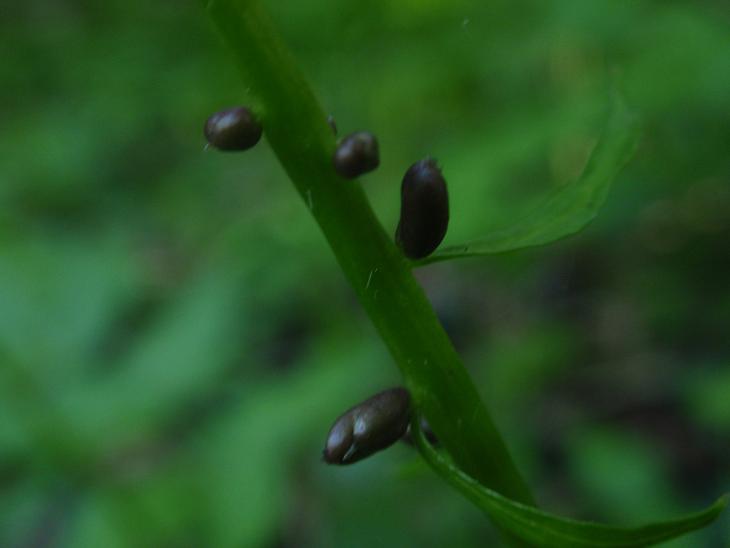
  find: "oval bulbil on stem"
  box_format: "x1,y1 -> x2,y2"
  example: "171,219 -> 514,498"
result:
204,106 -> 263,151
395,158 -> 449,259
332,131 -> 380,179
323,387 -> 411,465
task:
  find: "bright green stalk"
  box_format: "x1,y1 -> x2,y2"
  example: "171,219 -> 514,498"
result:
203,0 -> 535,511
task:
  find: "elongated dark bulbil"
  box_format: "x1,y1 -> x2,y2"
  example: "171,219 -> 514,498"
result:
395,158 -> 449,259
332,131 -> 379,179
323,387 -> 410,465
204,106 -> 263,151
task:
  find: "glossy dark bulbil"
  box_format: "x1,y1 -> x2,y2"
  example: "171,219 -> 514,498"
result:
332,131 -> 380,179
395,158 -> 449,259
204,106 -> 263,151
323,387 -> 411,465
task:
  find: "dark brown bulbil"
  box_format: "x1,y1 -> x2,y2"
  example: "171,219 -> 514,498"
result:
204,106 -> 263,151
323,387 -> 411,465
332,131 -> 380,179
395,158 -> 449,259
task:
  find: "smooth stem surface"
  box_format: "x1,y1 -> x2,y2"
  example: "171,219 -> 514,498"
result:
205,0 -> 535,510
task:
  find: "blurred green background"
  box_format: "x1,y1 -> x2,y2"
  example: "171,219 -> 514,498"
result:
2,0 -> 729,546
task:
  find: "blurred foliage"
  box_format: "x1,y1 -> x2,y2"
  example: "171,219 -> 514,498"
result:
1,0 -> 729,547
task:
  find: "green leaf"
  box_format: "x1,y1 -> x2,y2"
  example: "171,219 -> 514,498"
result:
412,418 -> 727,547
417,92 -> 640,265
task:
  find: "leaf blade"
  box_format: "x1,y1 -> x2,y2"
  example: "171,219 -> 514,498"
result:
413,418 -> 727,547
418,92 -> 640,265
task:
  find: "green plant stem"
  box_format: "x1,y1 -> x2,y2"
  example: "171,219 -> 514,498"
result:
204,0 -> 535,515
